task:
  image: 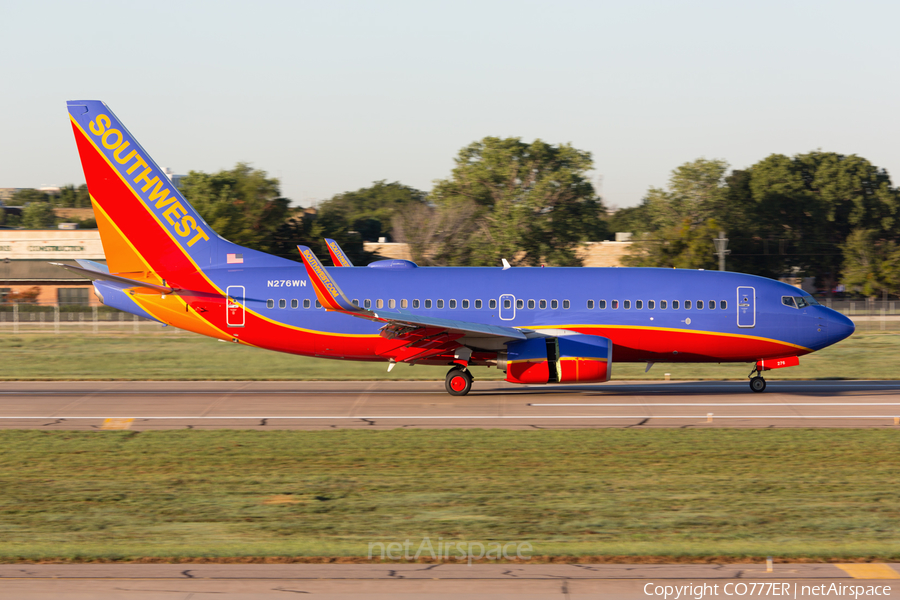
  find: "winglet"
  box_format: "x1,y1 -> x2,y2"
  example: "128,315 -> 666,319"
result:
296,246 -> 359,311
325,238 -> 354,267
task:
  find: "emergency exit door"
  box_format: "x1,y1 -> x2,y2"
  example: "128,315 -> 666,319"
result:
737,286 -> 755,328
226,285 -> 245,327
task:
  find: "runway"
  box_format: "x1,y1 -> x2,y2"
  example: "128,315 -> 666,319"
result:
2,380 -> 900,429
1,563 -> 899,599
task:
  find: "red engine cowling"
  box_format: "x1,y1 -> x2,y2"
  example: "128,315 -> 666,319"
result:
504,334 -> 612,385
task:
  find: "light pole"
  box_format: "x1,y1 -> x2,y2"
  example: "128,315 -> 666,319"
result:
713,230 -> 730,272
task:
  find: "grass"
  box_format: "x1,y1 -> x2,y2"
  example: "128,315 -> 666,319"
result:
0,429 -> 899,561
1,330 -> 898,380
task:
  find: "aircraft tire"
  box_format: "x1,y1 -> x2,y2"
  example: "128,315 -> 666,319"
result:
749,376 -> 767,393
445,368 -> 473,396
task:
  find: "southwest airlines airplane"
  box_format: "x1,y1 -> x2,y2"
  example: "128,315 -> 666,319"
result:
59,100 -> 855,396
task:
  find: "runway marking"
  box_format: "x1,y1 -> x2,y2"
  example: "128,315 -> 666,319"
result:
3,415 -> 900,420
100,418 -> 134,430
837,564 -> 900,579
529,403 -> 900,407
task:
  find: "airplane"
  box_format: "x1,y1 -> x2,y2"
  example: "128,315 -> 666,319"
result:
59,100 -> 855,396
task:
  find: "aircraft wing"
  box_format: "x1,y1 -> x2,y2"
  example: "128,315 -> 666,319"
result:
296,246 -> 526,355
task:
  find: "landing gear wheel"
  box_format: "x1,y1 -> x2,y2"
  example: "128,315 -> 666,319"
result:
749,376 -> 767,393
445,368 -> 473,396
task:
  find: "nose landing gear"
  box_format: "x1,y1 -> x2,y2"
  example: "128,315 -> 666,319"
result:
748,367 -> 767,393
445,367 -> 473,396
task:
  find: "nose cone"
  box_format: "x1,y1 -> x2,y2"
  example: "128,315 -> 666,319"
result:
828,310 -> 855,344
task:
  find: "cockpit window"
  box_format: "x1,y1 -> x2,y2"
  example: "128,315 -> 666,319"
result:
783,295 -> 819,309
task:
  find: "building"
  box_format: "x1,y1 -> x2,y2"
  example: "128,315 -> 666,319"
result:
0,229 -> 105,306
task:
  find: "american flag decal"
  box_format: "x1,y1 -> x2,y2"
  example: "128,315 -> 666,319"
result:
227,253 -> 244,264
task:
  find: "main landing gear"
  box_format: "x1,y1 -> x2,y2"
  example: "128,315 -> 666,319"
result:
748,368 -> 767,393
445,366 -> 473,396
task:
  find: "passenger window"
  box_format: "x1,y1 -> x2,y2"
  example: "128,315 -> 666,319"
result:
599,300 -> 607,309
278,299 -> 286,309
449,299 -> 457,309
364,299 -> 372,309
720,300 -> 727,310
697,300 -> 703,309
660,300 -> 667,309
389,299 -> 396,309
648,300 -> 655,309
266,299 -> 274,309
516,299 -> 524,309
425,299 -> 432,309
587,300 -> 594,309
462,299 -> 469,309
303,299 -> 311,309
612,300 -> 619,309
437,299 -> 444,309
528,299 -> 535,309
352,299 -> 359,307
540,299 -> 547,309
489,299 -> 497,310
401,299 -> 408,309
636,300 -> 643,309
291,299 -> 298,309
315,300 -> 322,309
376,299 -> 384,309
624,300 -> 631,309
504,299 -> 511,309
563,300 -> 570,309
684,300 -> 692,310
413,299 -> 420,309
551,300 -> 559,310
672,300 -> 679,309
709,300 -> 715,310
475,299 -> 482,309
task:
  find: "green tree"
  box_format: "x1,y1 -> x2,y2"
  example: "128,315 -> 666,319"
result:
625,159 -> 732,269
841,229 -> 900,299
747,151 -> 899,287
419,137 -> 606,266
56,184 -> 91,208
10,189 -> 49,206
317,181 -> 426,242
180,163 -> 289,253
20,202 -> 57,229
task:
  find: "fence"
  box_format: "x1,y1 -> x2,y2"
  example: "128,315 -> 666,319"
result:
0,301 -> 178,335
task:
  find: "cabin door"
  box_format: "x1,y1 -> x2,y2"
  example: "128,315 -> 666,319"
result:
499,294 -> 516,320
226,285 -> 245,327
736,286 -> 755,328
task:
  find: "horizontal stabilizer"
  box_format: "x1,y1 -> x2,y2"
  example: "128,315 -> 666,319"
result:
50,262 -> 173,293
75,259 -> 110,274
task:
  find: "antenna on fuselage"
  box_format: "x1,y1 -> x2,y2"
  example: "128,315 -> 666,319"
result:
501,258 -> 511,270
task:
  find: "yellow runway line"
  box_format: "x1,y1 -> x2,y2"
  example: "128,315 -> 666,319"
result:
837,564 -> 900,579
101,418 -> 134,430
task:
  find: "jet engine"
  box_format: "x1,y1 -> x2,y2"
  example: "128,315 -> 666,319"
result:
503,334 -> 612,385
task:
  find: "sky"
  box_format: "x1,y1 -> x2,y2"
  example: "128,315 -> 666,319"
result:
2,0 -> 900,209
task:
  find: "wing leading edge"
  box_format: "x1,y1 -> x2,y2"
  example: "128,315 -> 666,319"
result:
295,245 -> 526,360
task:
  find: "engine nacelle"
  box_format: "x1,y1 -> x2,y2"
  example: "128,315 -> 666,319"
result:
504,334 -> 612,385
